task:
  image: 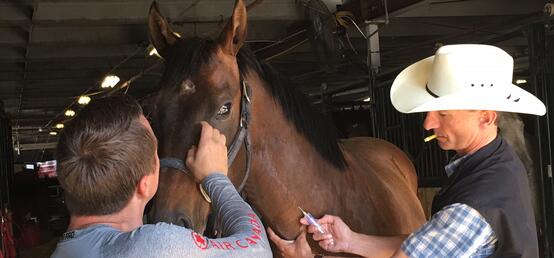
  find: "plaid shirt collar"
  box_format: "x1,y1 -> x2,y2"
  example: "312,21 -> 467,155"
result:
445,154 -> 470,177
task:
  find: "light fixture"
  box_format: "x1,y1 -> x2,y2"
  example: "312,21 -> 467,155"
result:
55,123 -> 64,129
515,79 -> 527,85
49,131 -> 58,136
148,45 -> 161,58
65,109 -> 76,117
101,75 -> 120,88
363,97 -> 371,102
78,95 -> 91,105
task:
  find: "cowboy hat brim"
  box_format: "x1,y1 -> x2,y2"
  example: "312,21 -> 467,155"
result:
390,56 -> 546,116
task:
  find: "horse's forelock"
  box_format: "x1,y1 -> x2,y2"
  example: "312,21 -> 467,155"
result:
159,38 -> 216,90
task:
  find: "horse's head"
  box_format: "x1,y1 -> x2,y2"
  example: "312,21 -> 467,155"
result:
146,0 -> 249,233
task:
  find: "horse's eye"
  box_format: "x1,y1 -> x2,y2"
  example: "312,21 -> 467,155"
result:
217,103 -> 232,117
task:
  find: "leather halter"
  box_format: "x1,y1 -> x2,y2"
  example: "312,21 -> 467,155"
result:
159,79 -> 252,203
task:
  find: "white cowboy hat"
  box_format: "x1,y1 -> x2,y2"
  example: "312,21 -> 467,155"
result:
390,44 -> 546,116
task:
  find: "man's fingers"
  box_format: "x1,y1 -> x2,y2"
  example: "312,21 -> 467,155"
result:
267,227 -> 285,246
212,126 -> 221,140
318,214 -> 336,224
199,121 -> 213,146
313,232 -> 333,241
319,239 -> 335,251
185,146 -> 196,165
306,224 -> 319,234
219,132 -> 226,145
267,227 -> 276,239
268,227 -> 294,246
200,121 -> 226,146
296,228 -> 308,244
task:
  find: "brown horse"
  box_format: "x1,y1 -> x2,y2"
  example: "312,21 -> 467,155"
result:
146,0 -> 425,248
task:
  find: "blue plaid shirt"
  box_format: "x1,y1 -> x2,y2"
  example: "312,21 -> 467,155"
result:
401,155 -> 497,257
401,203 -> 497,257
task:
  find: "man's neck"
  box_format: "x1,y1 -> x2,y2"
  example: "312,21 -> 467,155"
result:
68,201 -> 145,232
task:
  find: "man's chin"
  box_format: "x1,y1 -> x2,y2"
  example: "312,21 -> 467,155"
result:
437,141 -> 451,151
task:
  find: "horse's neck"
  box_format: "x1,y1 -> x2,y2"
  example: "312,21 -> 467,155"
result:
240,76 -> 343,238
248,75 -> 340,177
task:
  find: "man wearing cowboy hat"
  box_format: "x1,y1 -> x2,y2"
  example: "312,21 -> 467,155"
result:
269,44 -> 543,257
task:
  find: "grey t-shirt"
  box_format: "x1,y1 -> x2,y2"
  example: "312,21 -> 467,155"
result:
51,174 -> 272,258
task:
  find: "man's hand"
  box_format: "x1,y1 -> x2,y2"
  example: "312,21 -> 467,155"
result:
185,121 -> 228,182
267,227 -> 313,258
303,215 -> 354,253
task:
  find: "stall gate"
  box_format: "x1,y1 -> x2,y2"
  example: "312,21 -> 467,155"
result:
528,21 -> 554,258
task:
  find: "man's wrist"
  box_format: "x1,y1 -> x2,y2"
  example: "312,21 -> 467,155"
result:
201,173 -> 227,185
345,231 -> 361,254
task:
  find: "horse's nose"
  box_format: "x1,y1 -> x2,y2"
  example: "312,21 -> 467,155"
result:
147,209 -> 193,228
178,215 -> 192,228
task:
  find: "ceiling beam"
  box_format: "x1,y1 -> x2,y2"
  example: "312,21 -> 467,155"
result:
30,1 -> 301,24
18,142 -> 57,151
0,2 -> 32,25
392,0 -> 545,17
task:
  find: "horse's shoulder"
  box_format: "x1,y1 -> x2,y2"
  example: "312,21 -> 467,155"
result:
339,137 -> 412,171
340,137 -> 419,192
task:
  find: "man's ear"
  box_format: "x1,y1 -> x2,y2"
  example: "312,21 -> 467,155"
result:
479,110 -> 497,126
136,175 -> 150,198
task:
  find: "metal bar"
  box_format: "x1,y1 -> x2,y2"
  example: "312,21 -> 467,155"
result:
528,21 -> 553,258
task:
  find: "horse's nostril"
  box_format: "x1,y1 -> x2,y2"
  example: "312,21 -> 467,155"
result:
178,216 -> 192,229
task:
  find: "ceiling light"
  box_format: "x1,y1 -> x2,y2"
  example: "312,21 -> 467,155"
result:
65,109 -> 76,117
55,123 -> 64,129
515,79 -> 527,85
363,97 -> 371,102
101,75 -> 120,88
78,95 -> 91,105
49,131 -> 58,136
148,45 -> 161,58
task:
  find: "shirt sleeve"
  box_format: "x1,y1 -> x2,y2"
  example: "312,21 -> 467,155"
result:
115,174 -> 272,258
400,203 -> 497,258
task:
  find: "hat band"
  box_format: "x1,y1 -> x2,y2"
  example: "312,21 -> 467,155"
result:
425,84 -> 439,98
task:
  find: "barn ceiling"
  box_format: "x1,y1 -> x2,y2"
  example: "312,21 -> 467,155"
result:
0,0 -> 549,160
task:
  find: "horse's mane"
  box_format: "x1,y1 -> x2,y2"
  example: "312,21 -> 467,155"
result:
162,37 -> 346,170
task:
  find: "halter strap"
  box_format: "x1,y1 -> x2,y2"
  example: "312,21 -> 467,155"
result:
159,158 -> 187,173
159,79 -> 252,202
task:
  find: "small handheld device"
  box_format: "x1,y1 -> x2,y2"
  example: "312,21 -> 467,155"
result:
298,207 -> 326,234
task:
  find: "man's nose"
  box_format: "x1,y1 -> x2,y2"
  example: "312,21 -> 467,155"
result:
423,112 -> 437,131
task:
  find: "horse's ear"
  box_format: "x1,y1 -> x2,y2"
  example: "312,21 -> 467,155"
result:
148,1 -> 179,58
218,0 -> 247,56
